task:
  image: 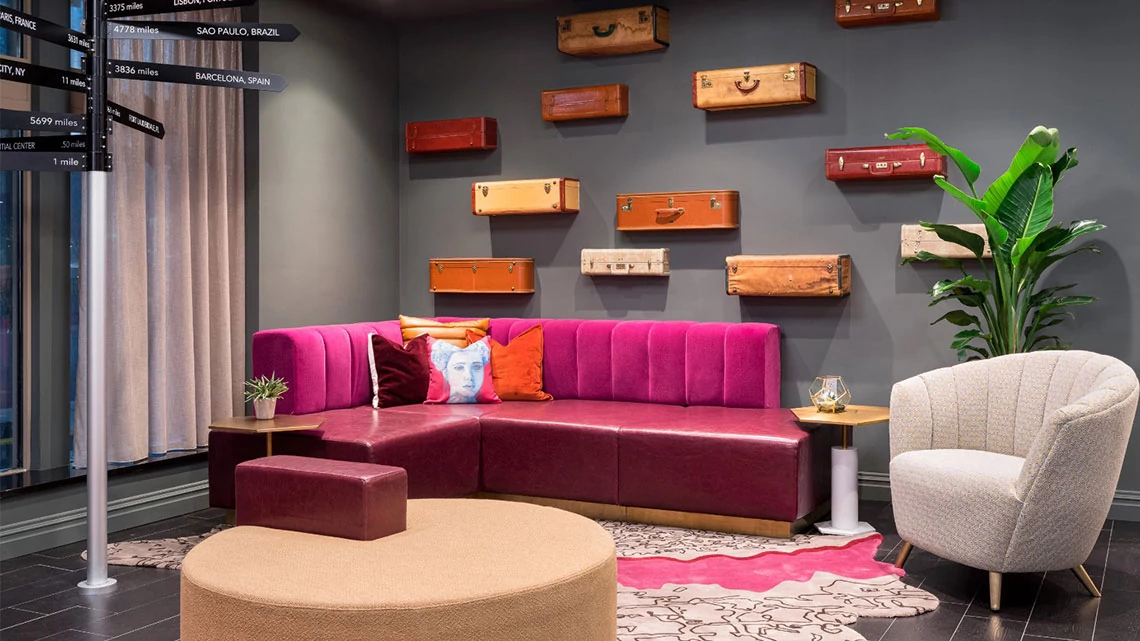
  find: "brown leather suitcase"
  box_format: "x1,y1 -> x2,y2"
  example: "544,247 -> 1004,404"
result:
429,258 -> 535,294
693,63 -> 816,111
836,0 -> 939,27
901,224 -> 992,259
557,5 -> 669,57
542,84 -> 629,122
616,191 -> 740,231
726,255 -> 852,297
826,144 -> 946,181
405,117 -> 497,153
472,178 -> 580,215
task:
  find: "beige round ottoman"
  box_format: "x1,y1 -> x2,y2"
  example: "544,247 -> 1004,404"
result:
181,499 -> 616,641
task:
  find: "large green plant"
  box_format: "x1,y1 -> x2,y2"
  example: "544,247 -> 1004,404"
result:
889,126 -> 1103,360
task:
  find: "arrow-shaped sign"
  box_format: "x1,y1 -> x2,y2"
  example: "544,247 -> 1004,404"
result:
0,136 -> 87,153
104,0 -> 257,19
0,60 -> 91,92
0,109 -> 88,133
109,21 -> 300,42
0,6 -> 93,51
0,151 -> 87,172
108,60 -> 287,92
107,101 -> 166,139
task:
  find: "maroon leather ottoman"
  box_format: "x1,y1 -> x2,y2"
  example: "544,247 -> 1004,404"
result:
235,455 -> 407,540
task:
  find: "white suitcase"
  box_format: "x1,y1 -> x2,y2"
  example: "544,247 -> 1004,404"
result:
581,248 -> 670,276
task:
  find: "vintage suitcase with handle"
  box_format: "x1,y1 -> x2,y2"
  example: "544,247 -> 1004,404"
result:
826,144 -> 946,181
835,0 -> 939,28
693,63 -> 817,111
557,5 -> 669,57
472,178 -> 580,215
542,84 -> 629,121
405,117 -> 497,153
616,190 -> 740,231
581,248 -> 670,276
901,224 -> 992,259
429,258 -> 535,294
726,255 -> 852,297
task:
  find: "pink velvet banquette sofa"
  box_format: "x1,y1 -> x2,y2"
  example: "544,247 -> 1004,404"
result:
209,318 -> 835,535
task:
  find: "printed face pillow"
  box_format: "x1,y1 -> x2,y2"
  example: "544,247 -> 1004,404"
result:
425,336 -> 501,404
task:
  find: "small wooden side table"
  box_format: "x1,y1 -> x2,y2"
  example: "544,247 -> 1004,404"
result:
791,405 -> 890,536
207,415 -> 326,458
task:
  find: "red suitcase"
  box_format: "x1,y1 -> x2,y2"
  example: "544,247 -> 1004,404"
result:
405,117 -> 497,154
825,144 -> 946,182
835,0 -> 939,27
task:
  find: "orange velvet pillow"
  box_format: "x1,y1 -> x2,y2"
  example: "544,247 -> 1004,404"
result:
466,325 -> 552,401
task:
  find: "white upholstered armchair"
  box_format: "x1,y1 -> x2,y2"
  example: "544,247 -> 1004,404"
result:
889,350 -> 1138,611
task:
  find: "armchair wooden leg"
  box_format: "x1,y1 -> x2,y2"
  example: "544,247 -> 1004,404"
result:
1072,565 -> 1102,598
894,541 -> 913,569
989,572 -> 1002,611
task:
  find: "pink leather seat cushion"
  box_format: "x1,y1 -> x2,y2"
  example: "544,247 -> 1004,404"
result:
235,456 -> 407,540
619,407 -> 828,522
478,400 -> 623,504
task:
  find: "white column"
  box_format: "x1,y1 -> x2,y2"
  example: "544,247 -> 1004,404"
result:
816,445 -> 875,536
78,170 -> 116,594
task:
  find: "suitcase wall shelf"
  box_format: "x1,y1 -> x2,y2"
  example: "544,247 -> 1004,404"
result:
557,5 -> 669,57
901,224 -> 992,259
615,190 -> 740,231
429,259 -> 535,294
835,0 -> 939,27
826,144 -> 946,181
542,84 -> 629,122
472,178 -> 580,215
405,117 -> 497,154
693,63 -> 817,111
581,248 -> 670,276
726,255 -> 852,297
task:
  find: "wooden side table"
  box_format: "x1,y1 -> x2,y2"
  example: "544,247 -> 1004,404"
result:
791,405 -> 890,536
207,415 -> 326,457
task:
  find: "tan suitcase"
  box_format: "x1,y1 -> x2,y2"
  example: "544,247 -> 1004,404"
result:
693,63 -> 817,111
557,5 -> 669,57
542,84 -> 629,121
581,248 -> 669,276
726,255 -> 851,297
901,224 -> 991,259
472,178 -> 580,215
429,258 -> 535,294
616,190 -> 740,231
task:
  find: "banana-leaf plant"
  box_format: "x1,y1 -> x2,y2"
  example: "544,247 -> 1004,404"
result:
890,126 -> 1103,360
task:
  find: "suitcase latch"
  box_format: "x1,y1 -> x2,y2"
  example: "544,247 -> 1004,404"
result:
845,0 -> 851,13
920,151 -> 926,168
710,195 -> 722,209
559,18 -> 572,33
611,263 -> 629,274
827,263 -> 835,273
481,185 -> 488,197
783,66 -> 797,82
508,262 -> 515,274
472,264 -> 478,273
436,263 -> 443,273
668,197 -> 674,207
838,156 -> 845,171
544,182 -> 552,194
638,9 -> 651,23
700,74 -> 712,89
621,197 -> 632,212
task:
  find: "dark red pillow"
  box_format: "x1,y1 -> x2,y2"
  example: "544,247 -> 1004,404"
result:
368,334 -> 431,408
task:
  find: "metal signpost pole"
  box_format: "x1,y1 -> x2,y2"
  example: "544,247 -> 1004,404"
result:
77,0 -> 115,595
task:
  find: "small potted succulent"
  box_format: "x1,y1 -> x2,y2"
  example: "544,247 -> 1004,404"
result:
244,373 -> 288,420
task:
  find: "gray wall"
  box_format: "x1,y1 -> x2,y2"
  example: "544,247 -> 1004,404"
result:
257,0 -> 401,331
397,0 -> 1140,509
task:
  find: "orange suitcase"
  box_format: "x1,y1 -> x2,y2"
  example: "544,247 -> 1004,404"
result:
429,258 -> 535,294
616,190 -> 740,231
726,255 -> 852,297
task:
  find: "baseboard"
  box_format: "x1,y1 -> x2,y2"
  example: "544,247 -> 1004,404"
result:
0,480 -> 210,560
859,471 -> 1140,522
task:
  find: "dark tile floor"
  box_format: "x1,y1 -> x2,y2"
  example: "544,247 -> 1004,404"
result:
1,501 -> 1137,640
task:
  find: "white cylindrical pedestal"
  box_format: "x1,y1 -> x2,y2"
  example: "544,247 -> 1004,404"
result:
816,445 -> 875,536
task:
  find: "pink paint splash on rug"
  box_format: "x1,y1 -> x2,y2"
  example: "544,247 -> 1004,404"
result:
618,533 -> 904,593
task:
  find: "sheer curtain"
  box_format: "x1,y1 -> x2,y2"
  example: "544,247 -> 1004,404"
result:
74,9 -> 245,467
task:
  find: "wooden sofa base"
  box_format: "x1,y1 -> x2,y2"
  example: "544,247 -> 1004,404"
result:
475,492 -> 829,539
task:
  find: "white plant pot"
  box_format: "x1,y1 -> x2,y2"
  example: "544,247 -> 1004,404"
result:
253,398 -> 277,420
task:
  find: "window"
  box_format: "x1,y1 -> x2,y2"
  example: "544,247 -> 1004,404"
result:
0,159 -> 20,473
0,0 -> 24,59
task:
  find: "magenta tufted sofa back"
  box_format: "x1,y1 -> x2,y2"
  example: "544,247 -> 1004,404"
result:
252,318 -> 781,415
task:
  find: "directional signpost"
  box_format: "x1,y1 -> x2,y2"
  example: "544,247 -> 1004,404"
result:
0,0 -> 298,595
